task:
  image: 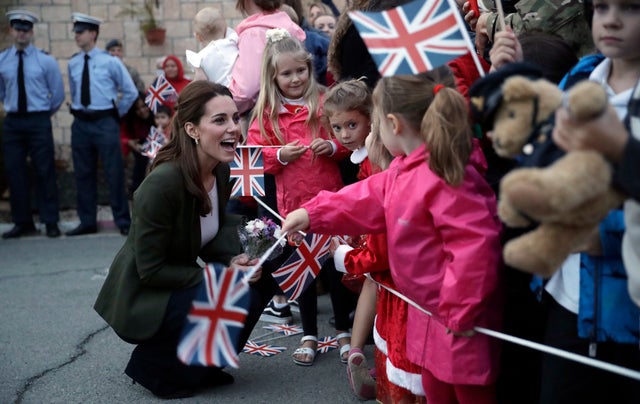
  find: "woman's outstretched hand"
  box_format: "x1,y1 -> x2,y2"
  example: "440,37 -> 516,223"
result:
230,253 -> 262,284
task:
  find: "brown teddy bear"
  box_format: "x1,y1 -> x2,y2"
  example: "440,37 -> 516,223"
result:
470,65 -> 625,278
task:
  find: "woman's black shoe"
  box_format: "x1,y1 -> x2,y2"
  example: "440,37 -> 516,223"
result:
203,368 -> 235,387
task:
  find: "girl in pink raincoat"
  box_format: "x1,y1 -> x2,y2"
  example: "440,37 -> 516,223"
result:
283,69 -> 503,404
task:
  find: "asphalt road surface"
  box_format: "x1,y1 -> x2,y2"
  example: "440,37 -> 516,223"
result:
0,228 -> 368,403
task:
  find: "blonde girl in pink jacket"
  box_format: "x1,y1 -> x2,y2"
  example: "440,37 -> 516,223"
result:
247,30 -> 356,366
283,69 -> 503,404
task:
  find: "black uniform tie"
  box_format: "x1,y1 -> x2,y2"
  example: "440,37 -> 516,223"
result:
17,50 -> 27,113
81,54 -> 91,107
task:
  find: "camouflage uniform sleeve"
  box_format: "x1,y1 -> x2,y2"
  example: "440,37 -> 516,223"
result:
483,0 -> 593,56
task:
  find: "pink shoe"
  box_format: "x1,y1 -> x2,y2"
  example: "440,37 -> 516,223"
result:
347,351 -> 376,400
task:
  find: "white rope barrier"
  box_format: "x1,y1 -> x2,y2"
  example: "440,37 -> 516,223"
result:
239,196 -> 640,381
365,274 -> 640,381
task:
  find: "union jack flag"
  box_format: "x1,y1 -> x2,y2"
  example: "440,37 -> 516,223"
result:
177,263 -> 250,369
145,75 -> 177,113
348,0 -> 474,76
243,340 -> 287,357
316,336 -> 338,353
141,126 -> 167,160
230,147 -> 265,197
271,233 -> 332,300
263,323 -> 303,336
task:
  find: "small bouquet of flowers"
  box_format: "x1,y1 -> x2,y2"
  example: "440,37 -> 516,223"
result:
238,217 -> 285,260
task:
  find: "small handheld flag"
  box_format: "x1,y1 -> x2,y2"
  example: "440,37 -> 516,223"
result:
145,75 -> 177,113
177,263 -> 250,368
263,323 -> 303,336
230,147 -> 265,197
141,126 -> 167,160
316,336 -> 338,353
271,233 -> 332,300
243,340 -> 287,357
348,0 -> 476,76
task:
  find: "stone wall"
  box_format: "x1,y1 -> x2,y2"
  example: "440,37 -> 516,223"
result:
1,0 -> 346,174
1,0 -> 246,164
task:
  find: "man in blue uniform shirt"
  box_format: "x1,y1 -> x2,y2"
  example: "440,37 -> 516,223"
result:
66,13 -> 138,236
0,10 -> 65,238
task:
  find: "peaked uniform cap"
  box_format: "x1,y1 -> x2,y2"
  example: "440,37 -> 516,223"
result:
72,12 -> 102,32
6,10 -> 39,31
105,39 -> 123,50
468,62 -> 544,131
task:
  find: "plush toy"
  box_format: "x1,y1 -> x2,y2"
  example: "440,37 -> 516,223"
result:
470,64 -> 625,278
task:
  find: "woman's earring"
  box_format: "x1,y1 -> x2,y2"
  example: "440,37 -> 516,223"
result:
195,138 -> 199,145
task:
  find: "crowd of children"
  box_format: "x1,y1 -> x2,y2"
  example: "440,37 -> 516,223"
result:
280,0 -> 640,403
102,0 -> 640,402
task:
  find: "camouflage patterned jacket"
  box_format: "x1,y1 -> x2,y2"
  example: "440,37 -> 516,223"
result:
481,0 -> 594,57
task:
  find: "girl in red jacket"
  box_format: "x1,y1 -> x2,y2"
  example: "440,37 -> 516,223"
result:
283,69 -> 503,404
247,29 -> 357,366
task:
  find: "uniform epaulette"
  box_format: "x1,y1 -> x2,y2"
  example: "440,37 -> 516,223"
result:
38,48 -> 50,55
71,51 -> 81,58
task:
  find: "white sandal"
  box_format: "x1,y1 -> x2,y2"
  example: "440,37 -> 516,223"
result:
292,335 -> 317,366
336,332 -> 352,364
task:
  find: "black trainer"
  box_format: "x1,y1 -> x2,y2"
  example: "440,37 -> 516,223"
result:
259,300 -> 293,324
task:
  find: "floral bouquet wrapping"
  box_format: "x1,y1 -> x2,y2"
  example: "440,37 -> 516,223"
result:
238,217 -> 285,260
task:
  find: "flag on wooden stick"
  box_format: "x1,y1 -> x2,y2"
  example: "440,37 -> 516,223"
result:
177,263 -> 250,368
348,0 -> 477,76
271,233 -> 332,300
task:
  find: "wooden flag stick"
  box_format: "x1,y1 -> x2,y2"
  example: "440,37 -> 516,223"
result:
253,196 -> 307,237
495,0 -> 507,32
253,196 -> 285,222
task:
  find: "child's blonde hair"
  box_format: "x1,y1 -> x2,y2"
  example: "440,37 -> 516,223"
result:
193,7 -> 227,42
323,78 -> 372,119
373,67 -> 473,186
367,112 -> 393,171
251,32 -> 322,145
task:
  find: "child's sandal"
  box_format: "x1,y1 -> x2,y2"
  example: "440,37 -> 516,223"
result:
292,335 -> 317,366
336,332 -> 351,364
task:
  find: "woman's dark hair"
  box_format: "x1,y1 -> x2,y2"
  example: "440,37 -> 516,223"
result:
282,0 -> 305,25
123,93 -> 154,139
155,104 -> 173,117
236,0 -> 282,14
152,81 -> 234,215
